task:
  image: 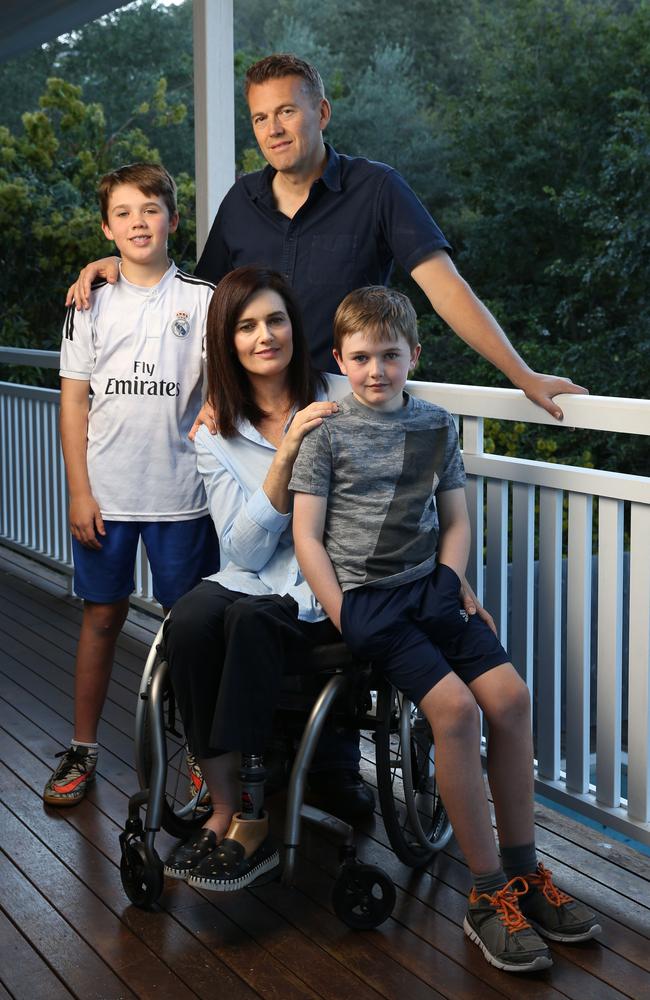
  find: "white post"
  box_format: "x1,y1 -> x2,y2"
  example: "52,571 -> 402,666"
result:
192,0 -> 236,259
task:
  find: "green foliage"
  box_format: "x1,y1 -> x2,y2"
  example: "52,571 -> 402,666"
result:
0,74 -> 195,359
0,0 -> 648,476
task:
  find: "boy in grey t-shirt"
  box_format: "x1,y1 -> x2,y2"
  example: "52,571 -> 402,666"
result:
291,286 -> 600,974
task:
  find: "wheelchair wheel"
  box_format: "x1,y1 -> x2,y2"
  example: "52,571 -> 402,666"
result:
332,863 -> 396,929
120,839 -> 164,909
137,630 -> 212,841
375,683 -> 452,867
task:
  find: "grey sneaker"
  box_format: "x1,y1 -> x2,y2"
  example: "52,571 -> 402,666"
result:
519,863 -> 602,942
464,878 -> 553,973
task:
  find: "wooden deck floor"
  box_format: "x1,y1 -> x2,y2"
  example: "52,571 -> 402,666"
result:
1,546 -> 649,1000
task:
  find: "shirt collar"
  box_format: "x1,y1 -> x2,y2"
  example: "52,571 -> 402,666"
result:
117,259 -> 177,294
254,142 -> 342,204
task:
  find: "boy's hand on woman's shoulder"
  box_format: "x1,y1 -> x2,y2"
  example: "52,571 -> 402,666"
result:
65,257 -> 121,311
69,494 -> 106,550
189,401 -> 218,440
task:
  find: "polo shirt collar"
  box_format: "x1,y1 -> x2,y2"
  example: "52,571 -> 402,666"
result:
254,142 -> 342,203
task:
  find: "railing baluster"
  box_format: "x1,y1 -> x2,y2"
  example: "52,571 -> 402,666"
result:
486,479 -> 508,639
627,502 -> 650,822
537,487 -> 563,780
462,415 -> 484,599
511,482 -> 534,689
596,497 -> 624,807
565,492 -> 593,793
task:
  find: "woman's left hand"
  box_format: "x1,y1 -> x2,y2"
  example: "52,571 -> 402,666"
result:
279,401 -> 338,463
460,578 -> 497,635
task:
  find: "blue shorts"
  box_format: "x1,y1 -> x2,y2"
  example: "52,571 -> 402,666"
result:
72,516 -> 220,608
340,563 -> 508,705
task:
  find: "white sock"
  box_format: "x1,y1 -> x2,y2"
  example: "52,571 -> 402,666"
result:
71,740 -> 98,757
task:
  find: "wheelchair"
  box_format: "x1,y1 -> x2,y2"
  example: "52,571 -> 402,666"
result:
119,623 -> 452,929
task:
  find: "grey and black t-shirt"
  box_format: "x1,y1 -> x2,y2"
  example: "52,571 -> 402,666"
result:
289,392 -> 466,591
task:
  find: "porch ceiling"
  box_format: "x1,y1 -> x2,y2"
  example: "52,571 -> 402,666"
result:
1,0 -> 125,64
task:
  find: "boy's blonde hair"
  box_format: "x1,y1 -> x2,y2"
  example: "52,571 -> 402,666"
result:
98,162 -> 177,224
333,286 -> 419,353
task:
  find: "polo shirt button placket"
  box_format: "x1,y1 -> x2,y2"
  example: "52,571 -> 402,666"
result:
283,229 -> 298,283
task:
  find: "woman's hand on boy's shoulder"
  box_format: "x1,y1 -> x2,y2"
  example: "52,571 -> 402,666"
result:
282,401 -> 338,458
460,578 -> 497,635
65,256 -> 121,310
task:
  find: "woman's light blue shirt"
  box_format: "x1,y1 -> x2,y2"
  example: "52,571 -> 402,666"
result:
197,372 -> 349,622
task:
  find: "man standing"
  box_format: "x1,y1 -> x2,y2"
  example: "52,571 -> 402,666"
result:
194,54 -> 587,416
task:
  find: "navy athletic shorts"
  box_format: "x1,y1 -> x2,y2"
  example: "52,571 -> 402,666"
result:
72,515 -> 220,608
340,562 -> 508,704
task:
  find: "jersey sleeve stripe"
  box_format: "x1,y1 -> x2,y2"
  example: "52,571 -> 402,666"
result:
175,270 -> 216,290
64,305 -> 75,341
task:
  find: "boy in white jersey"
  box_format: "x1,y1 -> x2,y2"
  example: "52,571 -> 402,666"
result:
44,163 -> 219,807
291,287 -> 600,974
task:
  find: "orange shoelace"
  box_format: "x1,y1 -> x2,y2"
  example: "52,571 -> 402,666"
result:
527,863 -> 573,907
472,877 -> 531,933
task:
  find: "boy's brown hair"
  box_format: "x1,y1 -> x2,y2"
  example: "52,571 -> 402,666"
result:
333,286 -> 419,353
244,53 -> 325,104
97,162 -> 177,224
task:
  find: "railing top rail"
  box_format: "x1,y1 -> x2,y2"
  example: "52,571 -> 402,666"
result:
409,380 -> 650,436
2,350 -> 649,436
0,347 -> 60,369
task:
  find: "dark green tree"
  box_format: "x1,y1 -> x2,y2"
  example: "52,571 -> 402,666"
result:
0,76 -> 194,376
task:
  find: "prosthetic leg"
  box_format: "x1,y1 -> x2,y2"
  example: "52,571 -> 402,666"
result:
187,754 -> 280,891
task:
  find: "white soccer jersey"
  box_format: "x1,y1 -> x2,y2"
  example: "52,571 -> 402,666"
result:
59,262 -> 214,521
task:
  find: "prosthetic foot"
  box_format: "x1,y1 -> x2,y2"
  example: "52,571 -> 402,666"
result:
187,754 -> 279,891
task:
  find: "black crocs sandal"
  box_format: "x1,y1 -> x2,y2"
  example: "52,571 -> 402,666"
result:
187,836 -> 279,892
164,827 -> 219,879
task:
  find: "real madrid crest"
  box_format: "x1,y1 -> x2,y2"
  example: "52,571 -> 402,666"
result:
171,311 -> 190,338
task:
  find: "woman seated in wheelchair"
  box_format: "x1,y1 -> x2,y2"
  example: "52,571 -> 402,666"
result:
163,264 -> 350,891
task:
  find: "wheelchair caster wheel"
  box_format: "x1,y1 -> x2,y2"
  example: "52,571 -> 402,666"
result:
120,839 -> 164,909
332,863 -> 396,929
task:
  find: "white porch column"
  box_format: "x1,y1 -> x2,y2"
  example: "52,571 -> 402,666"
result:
193,0 -> 235,258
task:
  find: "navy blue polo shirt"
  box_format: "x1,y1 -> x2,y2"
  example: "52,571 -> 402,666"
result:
195,143 -> 451,372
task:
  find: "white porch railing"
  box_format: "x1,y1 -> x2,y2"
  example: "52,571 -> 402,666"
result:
2,348 -> 649,845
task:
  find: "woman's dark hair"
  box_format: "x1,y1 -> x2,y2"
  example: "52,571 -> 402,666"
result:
205,264 -> 325,437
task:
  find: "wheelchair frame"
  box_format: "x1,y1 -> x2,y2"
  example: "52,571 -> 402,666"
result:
119,623 -> 452,929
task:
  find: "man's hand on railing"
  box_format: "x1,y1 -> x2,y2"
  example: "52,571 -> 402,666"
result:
518,371 -> 589,421
188,401 -> 217,441
69,494 -> 106,550
65,257 -> 121,310
460,578 -> 497,635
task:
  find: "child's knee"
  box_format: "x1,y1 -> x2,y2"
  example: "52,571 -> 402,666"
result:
487,672 -> 531,730
424,682 -> 480,741
83,599 -> 128,635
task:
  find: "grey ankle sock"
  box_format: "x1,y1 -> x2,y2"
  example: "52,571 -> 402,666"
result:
71,740 -> 98,757
472,868 -> 508,896
501,842 -> 537,880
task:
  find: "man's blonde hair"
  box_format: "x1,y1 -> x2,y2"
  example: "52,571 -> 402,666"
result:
333,286 -> 419,353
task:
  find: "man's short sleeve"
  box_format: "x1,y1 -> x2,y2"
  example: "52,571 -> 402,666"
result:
289,423 -> 333,497
377,169 -> 452,274
59,305 -> 94,379
437,419 -> 466,493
